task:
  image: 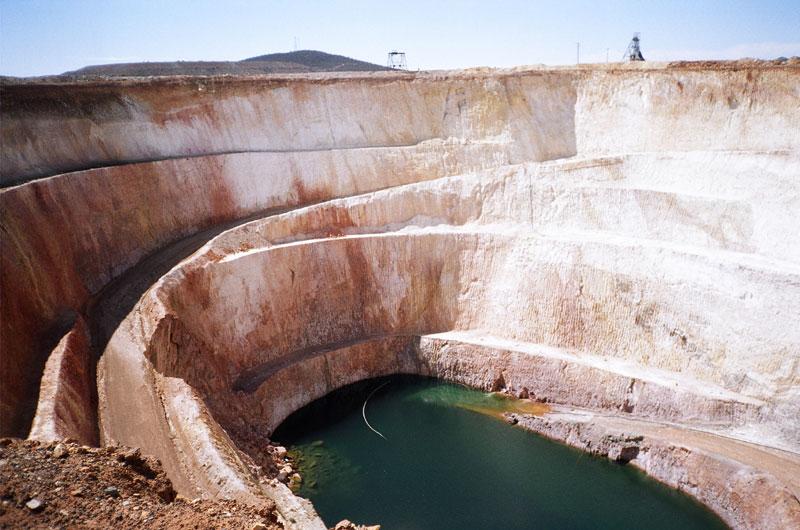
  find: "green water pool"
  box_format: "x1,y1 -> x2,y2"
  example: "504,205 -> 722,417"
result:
273,376 -> 729,530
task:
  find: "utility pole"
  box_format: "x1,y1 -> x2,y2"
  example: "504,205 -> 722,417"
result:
577,42 -> 580,64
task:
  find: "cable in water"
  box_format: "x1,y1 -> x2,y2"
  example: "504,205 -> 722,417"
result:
362,381 -> 390,440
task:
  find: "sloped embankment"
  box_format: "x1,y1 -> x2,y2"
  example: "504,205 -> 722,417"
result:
2,62 -> 799,529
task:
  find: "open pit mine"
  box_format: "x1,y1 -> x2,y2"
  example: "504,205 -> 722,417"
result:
1,61 -> 799,529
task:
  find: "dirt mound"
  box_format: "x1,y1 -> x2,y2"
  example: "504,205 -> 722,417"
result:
666,56 -> 800,68
0,438 -> 282,529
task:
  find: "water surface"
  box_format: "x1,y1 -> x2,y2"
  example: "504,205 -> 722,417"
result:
274,376 -> 729,530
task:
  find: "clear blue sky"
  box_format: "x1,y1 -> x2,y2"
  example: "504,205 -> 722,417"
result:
2,0 -> 799,76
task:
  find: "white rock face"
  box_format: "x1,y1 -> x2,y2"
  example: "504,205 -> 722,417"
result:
1,62 -> 799,528
143,154 -> 800,449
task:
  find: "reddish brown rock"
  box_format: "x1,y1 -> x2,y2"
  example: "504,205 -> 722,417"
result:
28,315 -> 96,445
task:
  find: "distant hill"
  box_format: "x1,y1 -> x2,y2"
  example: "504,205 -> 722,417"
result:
58,50 -> 390,77
241,50 -> 390,72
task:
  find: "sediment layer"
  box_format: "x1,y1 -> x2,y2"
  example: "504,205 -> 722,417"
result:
2,62 -> 799,529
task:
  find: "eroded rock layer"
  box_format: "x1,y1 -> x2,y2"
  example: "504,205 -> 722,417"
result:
2,62 -> 799,529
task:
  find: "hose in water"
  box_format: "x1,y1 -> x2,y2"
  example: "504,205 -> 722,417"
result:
362,381 -> 390,440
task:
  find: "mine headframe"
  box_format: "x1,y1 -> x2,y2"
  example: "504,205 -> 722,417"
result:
387,51 -> 407,70
624,32 -> 645,61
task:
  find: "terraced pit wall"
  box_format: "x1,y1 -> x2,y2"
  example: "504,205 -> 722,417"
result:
1,63 -> 798,529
